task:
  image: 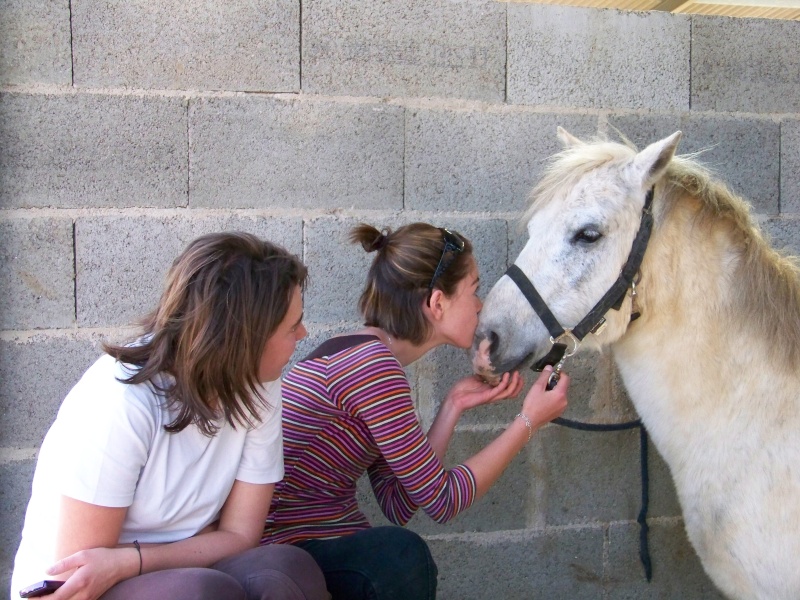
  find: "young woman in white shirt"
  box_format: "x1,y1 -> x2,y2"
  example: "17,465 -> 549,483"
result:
11,232 -> 329,600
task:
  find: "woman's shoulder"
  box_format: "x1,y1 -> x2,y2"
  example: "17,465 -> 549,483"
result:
299,334 -> 390,362
60,353 -> 168,426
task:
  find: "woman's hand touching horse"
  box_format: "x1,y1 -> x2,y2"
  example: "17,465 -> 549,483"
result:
446,372 -> 524,413
427,372 -> 523,461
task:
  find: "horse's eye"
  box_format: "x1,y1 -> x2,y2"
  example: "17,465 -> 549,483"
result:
572,228 -> 602,244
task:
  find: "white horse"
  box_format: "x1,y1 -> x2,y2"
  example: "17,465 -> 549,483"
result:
472,128 -> 800,600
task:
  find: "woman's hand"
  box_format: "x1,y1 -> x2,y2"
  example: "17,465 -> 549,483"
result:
427,372 -> 523,460
446,372 -> 524,413
521,366 -> 569,428
47,546 -> 139,600
460,366 -> 569,500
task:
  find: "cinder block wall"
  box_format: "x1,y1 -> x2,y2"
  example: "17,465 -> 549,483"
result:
1,1 -> 798,598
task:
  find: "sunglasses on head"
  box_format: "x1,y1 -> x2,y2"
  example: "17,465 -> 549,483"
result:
426,228 -> 465,306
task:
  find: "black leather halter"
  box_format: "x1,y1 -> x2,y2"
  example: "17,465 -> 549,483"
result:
505,185 -> 656,581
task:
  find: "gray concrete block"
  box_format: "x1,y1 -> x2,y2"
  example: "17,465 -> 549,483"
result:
0,459 -> 36,595
428,526 -> 605,599
0,93 -> 187,209
190,97 -> 404,210
434,429 -> 536,533
539,424 -> 643,524
406,109 -> 599,212
782,120 -> 800,214
303,216 -> 378,325
762,217 -> 800,257
415,344 -> 496,428
508,5 -> 690,110
606,520 -> 726,598
691,16 -> 800,113
644,439 -> 683,520
76,215 -> 302,327
302,0 -> 505,101
0,218 -> 74,330
608,114 -> 780,215
449,218 -> 508,291
72,0 -> 298,91
0,0 -> 71,86
0,334 -> 103,447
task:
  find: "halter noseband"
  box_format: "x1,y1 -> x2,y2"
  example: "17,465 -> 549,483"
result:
506,185 -> 655,375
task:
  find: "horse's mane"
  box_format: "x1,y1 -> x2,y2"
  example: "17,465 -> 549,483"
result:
524,137 -> 800,367
665,157 -> 800,367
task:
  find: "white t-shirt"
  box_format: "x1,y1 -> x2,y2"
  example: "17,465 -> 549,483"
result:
11,354 -> 284,596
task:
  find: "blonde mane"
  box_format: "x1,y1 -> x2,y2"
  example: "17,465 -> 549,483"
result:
523,138 -> 800,367
664,157 -> 800,368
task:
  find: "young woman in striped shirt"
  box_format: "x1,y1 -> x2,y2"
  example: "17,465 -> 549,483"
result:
263,223 -> 570,599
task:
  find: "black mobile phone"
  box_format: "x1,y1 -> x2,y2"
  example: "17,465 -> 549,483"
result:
19,580 -> 64,598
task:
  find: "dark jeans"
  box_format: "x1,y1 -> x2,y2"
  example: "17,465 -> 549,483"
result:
296,527 -> 437,600
100,544 -> 329,600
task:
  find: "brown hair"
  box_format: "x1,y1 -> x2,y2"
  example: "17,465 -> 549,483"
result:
103,231 -> 307,436
350,222 -> 473,345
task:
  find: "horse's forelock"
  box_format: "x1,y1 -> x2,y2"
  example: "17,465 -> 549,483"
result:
520,140 -> 635,228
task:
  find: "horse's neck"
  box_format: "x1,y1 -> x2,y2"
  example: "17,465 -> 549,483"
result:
628,199 -> 742,362
611,199 -> 797,464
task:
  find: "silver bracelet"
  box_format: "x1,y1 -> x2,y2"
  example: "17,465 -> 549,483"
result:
515,413 -> 532,443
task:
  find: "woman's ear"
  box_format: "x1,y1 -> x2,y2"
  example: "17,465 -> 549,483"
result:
425,289 -> 447,321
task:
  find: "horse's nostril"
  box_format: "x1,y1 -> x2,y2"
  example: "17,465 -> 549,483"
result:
488,330 -> 499,355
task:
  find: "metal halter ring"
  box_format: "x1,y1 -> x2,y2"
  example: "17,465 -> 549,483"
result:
550,330 -> 581,357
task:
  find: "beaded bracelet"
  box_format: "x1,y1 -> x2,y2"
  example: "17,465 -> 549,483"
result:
515,413 -> 532,443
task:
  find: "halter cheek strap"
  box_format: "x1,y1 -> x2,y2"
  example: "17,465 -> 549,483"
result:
505,264 -> 565,340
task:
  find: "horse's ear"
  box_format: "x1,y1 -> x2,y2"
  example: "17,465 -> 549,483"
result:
557,126 -> 584,148
632,131 -> 682,188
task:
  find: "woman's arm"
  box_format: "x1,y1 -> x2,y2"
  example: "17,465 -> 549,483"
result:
135,480 -> 273,570
364,365 -> 567,524
464,368 -> 569,499
348,347 -> 566,524
48,482 -> 274,600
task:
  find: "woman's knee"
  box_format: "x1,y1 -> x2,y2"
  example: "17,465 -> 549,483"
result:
214,544 -> 329,600
364,527 -> 438,599
179,569 -> 248,600
378,527 -> 437,575
101,568 -> 246,600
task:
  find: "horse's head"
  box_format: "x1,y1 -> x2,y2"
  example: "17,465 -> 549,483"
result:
472,128 -> 682,383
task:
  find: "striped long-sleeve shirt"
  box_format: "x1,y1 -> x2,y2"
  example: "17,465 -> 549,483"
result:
262,335 -> 478,545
